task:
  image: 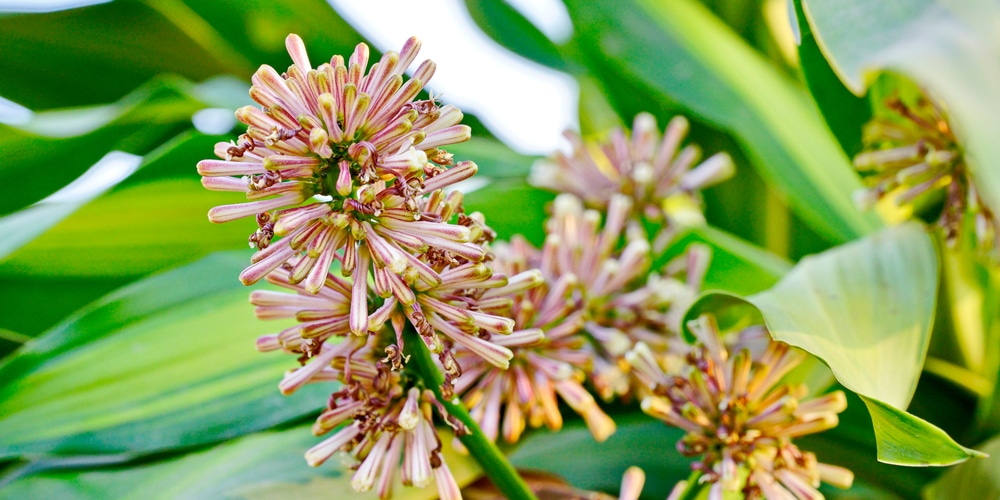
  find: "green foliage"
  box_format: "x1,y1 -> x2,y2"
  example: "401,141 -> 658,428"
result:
561,0 -> 883,243
462,0 -> 574,72
0,77 -> 207,216
660,225 -> 791,295
802,0 -> 1000,241
0,253 -> 328,459
686,224 -> 982,466
924,435 -> 1000,498
510,415 -> 689,499
789,0 -> 871,156
2,0 -> 998,497
1,423 -> 480,499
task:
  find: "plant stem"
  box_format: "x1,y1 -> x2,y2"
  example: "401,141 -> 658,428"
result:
403,327 -> 537,500
0,328 -> 31,345
676,469 -> 704,500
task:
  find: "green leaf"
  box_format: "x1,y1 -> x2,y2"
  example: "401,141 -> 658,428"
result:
862,397 -> 983,467
464,179 -> 555,245
0,276 -> 132,342
1,424 -> 480,500
0,252 -> 327,458
0,76 -> 206,216
798,389 -> 939,497
462,0 -> 573,72
924,435 -> 1000,498
0,132 -> 232,337
0,178 -> 253,278
169,0 -> 370,78
659,225 -> 792,296
563,0 -> 883,243
800,0 -> 1000,241
790,0 -> 870,156
750,222 -> 937,409
510,414 -> 690,499
0,2 -> 240,110
0,0 -> 366,111
447,137 -> 539,180
687,223 -> 983,465
0,127 -> 259,278
576,75 -> 626,136
0,186 -> 135,263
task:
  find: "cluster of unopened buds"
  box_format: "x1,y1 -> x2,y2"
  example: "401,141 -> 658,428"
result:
198,32 -> 850,499
854,91 -> 999,254
628,315 -> 854,498
531,112 -> 735,247
199,33 -> 509,498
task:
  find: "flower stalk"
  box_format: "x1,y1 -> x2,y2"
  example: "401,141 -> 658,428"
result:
403,324 -> 538,500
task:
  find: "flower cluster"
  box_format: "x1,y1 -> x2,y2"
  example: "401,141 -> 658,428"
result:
854,92 -> 998,252
200,31 -> 759,500
452,232 -> 616,444
451,193 -> 709,445
546,194 -> 709,401
198,33 -> 480,304
203,35 -> 527,499
252,260 -> 471,498
531,112 -> 734,234
628,314 -> 853,499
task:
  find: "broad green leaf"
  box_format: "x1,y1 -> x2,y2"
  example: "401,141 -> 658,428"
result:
0,276 -> 131,343
171,0 -> 370,76
0,178 -> 253,278
790,0 -> 870,156
1,424 -> 480,500
510,414 -> 690,499
658,225 -> 792,296
924,435 -> 1000,498
0,161 -> 139,263
751,223 -> 937,409
447,137 -> 538,180
0,76 -> 206,215
801,0 -> 1000,239
0,131 -> 231,336
576,75 -> 625,136
563,0 -> 883,243
462,0 -> 573,72
0,252 -> 327,458
798,389 -> 939,497
976,269 -> 1000,435
861,397 -> 982,467
687,223 -> 982,465
0,0 -> 366,110
464,179 -> 555,245
0,2 -> 239,110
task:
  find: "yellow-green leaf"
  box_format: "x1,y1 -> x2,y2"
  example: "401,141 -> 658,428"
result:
686,223 -> 983,465
0,252 -> 325,458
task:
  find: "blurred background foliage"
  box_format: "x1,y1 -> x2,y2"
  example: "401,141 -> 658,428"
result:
1,0 -> 999,497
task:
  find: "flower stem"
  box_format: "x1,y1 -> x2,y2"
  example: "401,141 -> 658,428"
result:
676,470 -> 705,500
0,328 -> 31,345
403,327 -> 537,500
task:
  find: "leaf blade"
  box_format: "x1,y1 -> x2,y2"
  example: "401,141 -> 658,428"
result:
0,252 -> 325,458
685,223 -> 981,465
801,0 -> 1000,243
563,0 -> 883,243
